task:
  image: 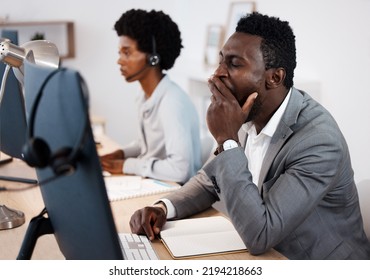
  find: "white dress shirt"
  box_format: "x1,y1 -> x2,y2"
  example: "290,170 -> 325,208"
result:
163,89 -> 292,218
243,89 -> 292,187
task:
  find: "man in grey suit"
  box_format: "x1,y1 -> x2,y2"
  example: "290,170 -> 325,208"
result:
129,12 -> 370,259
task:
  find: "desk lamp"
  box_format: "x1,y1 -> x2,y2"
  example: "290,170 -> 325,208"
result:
1,38 -> 60,88
0,37 -> 59,230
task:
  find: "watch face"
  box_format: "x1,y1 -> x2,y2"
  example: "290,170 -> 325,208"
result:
223,139 -> 239,150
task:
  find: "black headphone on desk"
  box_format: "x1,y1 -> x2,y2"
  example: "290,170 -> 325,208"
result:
22,68 -> 88,176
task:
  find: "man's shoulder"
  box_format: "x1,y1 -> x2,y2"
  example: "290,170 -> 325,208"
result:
285,89 -> 346,151
290,88 -> 337,128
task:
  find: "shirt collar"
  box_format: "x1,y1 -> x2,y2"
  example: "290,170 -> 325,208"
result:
242,88 -> 292,137
140,74 -> 169,109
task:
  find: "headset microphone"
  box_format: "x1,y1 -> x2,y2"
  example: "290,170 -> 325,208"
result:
125,64 -> 149,82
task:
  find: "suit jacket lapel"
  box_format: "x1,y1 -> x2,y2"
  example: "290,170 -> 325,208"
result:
257,88 -> 304,190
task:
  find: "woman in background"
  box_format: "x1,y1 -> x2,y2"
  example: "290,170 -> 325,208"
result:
100,9 -> 201,184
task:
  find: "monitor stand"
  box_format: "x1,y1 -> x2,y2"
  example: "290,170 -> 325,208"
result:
17,208 -> 54,260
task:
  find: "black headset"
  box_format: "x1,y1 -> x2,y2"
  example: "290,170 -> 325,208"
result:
147,35 -> 160,66
22,68 -> 88,176
125,36 -> 161,81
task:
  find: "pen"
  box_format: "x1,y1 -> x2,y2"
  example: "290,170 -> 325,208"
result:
152,180 -> 173,188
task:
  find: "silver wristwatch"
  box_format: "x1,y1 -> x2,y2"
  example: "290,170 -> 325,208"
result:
215,139 -> 240,155
223,139 -> 239,151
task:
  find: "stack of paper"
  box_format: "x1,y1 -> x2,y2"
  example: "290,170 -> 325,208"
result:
104,175 -> 180,201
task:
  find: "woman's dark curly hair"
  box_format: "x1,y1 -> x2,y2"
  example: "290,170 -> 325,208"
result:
236,12 -> 296,88
114,9 -> 183,71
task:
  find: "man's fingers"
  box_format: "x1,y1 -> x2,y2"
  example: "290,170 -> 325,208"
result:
241,92 -> 258,115
129,210 -> 144,234
208,78 -> 222,101
141,208 -> 159,241
208,76 -> 233,101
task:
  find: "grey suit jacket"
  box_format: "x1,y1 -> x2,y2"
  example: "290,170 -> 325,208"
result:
165,87 -> 370,259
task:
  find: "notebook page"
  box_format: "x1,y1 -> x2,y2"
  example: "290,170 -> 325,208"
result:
160,216 -> 247,258
105,176 -> 180,201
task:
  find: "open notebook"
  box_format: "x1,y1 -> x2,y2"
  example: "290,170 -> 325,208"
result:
104,175 -> 180,201
159,216 -> 248,259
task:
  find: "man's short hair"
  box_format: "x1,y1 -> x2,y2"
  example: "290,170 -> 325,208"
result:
236,12 -> 296,88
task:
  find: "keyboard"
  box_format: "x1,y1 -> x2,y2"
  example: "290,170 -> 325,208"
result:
118,233 -> 159,260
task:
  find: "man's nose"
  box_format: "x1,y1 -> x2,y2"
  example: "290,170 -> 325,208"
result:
213,62 -> 227,77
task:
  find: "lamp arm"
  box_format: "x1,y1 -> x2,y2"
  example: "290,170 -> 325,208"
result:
0,64 -> 11,104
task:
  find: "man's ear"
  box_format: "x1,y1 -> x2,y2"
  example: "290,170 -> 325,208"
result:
265,68 -> 286,89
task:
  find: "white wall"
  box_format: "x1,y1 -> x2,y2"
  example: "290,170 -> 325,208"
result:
2,0 -> 370,183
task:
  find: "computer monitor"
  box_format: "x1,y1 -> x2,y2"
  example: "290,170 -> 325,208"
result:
18,60 -> 123,259
0,30 -> 27,160
0,30 -> 36,230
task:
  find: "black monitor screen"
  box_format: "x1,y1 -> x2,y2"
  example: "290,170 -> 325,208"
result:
22,60 -> 123,259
